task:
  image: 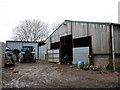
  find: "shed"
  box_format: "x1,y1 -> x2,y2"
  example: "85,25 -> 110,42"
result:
6,41 -> 46,60
45,20 -> 120,70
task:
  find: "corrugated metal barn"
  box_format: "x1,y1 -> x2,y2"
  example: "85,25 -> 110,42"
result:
6,41 -> 46,60
45,20 -> 120,70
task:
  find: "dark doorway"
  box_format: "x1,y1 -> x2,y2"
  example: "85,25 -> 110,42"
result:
73,36 -> 93,65
73,36 -> 92,54
60,35 -> 73,62
51,42 -> 60,49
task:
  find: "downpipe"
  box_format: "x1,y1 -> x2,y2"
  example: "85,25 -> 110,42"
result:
111,24 -> 115,72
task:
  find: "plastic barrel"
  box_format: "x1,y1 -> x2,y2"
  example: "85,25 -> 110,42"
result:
78,61 -> 84,69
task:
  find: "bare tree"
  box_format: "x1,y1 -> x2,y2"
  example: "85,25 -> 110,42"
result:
12,19 -> 48,42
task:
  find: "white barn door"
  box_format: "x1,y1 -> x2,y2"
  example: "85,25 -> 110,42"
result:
73,47 -> 89,64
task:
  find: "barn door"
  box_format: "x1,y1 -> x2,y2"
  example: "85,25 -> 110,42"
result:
73,47 -> 89,64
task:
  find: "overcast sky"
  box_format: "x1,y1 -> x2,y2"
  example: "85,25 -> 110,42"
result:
0,0 -> 119,43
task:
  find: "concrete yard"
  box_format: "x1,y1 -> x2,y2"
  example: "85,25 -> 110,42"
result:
2,60 -> 119,88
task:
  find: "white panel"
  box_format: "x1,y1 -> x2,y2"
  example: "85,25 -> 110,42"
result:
53,54 -> 59,57
49,54 -> 53,57
48,49 -> 59,62
39,45 -> 46,60
73,47 -> 89,64
53,50 -> 59,53
48,50 -> 53,53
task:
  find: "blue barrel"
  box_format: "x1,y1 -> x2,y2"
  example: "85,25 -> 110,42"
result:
78,61 -> 84,69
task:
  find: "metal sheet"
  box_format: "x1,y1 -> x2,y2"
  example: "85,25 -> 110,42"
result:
39,45 -> 46,60
73,47 -> 89,64
72,23 -> 88,38
91,24 -> 110,54
47,49 -> 59,62
113,25 -> 120,54
46,38 -> 51,50
72,23 -> 110,54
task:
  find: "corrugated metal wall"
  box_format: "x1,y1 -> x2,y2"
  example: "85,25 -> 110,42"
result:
46,21 -> 111,55
49,22 -> 72,44
113,25 -> 120,54
45,38 -> 51,50
7,42 -> 23,50
39,45 -> 46,60
72,22 -> 110,54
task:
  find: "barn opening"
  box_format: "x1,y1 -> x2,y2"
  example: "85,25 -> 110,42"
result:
60,35 -> 73,62
73,36 -> 93,65
51,42 -> 60,49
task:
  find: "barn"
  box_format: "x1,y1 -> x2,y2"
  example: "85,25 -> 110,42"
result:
45,20 -> 120,71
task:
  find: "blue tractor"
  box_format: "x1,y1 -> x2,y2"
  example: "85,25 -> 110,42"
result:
19,46 -> 36,63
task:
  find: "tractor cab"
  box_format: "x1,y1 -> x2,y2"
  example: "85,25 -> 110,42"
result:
19,46 -> 36,63
21,46 -> 35,54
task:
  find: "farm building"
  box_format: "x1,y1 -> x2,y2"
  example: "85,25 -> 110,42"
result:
45,20 -> 120,70
6,41 -> 46,60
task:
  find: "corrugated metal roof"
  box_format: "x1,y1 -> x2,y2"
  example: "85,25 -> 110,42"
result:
65,20 -> 111,24
6,40 -> 45,43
